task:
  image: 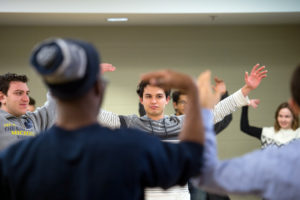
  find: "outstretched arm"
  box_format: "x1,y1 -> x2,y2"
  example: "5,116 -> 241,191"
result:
212,64 -> 267,123
97,63 -> 124,129
240,105 -> 262,140
214,92 -> 233,134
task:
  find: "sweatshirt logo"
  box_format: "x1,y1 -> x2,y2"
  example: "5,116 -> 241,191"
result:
3,123 -> 35,136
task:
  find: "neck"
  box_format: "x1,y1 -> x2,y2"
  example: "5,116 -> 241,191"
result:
147,114 -> 164,121
1,107 -> 22,117
56,99 -> 99,130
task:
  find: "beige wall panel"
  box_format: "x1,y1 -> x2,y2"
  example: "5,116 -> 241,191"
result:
0,25 -> 299,200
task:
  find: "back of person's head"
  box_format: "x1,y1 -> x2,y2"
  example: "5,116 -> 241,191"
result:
0,73 -> 28,107
291,65 -> 300,107
136,80 -> 171,99
274,102 -> 299,131
30,38 -> 101,101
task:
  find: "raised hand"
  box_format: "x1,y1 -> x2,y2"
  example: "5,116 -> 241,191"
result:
100,63 -> 116,74
213,77 -> 226,96
249,99 -> 260,109
140,70 -> 196,93
242,64 -> 268,96
197,71 -> 220,109
245,64 -> 267,90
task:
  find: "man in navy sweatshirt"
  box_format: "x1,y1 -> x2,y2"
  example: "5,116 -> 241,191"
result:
0,38 -> 209,200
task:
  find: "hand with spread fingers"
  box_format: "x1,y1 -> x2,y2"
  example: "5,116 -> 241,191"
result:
242,64 -> 268,96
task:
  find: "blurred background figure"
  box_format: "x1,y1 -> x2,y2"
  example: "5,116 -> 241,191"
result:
28,96 -> 36,112
241,101 -> 299,148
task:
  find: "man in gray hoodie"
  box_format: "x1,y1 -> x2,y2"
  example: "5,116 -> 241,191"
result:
0,73 -> 56,151
99,64 -> 268,139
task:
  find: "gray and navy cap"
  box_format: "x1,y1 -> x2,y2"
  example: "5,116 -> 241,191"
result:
30,38 -> 101,100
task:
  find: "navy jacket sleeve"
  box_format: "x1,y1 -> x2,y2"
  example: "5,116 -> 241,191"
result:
240,106 -> 262,140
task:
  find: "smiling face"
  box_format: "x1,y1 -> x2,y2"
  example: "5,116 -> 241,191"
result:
0,81 -> 30,116
140,85 -> 170,120
277,108 -> 293,129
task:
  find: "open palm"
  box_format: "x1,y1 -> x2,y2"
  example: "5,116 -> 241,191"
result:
245,64 -> 268,90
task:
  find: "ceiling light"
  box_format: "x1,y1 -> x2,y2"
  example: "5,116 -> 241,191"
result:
106,18 -> 128,22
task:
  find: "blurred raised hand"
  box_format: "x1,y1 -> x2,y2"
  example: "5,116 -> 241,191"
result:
213,77 -> 226,96
100,63 -> 116,74
249,99 -> 260,109
197,70 -> 220,109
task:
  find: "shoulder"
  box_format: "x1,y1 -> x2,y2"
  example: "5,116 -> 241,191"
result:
262,127 -> 275,136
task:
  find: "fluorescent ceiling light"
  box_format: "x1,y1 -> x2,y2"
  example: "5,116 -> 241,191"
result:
106,18 -> 128,22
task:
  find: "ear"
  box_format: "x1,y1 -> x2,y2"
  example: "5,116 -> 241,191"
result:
165,96 -> 170,105
93,80 -> 105,98
0,91 -> 6,107
289,98 -> 300,116
139,97 -> 143,104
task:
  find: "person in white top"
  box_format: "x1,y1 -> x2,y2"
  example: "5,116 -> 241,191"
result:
240,101 -> 299,148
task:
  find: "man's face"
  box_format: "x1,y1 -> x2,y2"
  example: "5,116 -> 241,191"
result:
140,85 -> 170,120
0,81 -> 30,116
173,94 -> 188,116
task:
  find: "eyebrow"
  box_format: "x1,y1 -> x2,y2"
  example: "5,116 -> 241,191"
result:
144,92 -> 164,95
14,89 -> 30,93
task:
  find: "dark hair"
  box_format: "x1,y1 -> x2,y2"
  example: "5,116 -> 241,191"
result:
274,102 -> 299,131
291,65 -> 300,107
0,73 -> 28,107
136,80 -> 170,99
172,90 -> 186,104
29,96 -> 36,106
0,73 -> 28,95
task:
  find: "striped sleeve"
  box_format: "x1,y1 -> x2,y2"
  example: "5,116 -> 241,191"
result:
213,89 -> 250,123
97,109 -> 121,129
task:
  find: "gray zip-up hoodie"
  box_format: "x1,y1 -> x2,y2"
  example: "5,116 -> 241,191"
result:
0,93 -> 56,151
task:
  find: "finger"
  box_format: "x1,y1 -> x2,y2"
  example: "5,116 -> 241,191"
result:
251,64 -> 260,74
256,66 -> 266,73
101,63 -> 116,70
214,77 -> 218,83
258,70 -> 268,75
212,85 -> 216,91
244,71 -> 249,82
198,70 -> 211,87
214,76 -> 222,83
258,74 -> 267,79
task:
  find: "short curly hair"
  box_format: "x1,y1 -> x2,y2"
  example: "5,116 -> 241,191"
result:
0,73 -> 28,106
